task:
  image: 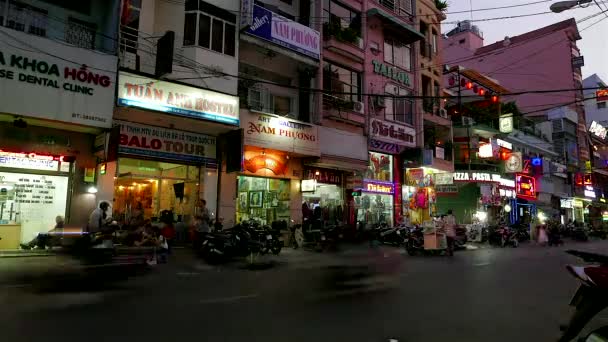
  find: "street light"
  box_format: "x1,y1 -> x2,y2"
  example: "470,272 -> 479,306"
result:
550,0 -> 592,13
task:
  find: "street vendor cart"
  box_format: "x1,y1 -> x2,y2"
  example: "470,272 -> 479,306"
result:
422,220 -> 447,255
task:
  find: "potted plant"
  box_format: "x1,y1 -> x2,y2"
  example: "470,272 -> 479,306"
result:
435,0 -> 448,12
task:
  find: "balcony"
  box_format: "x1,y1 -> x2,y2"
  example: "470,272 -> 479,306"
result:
0,3 -> 116,54
323,22 -> 364,62
322,94 -> 365,126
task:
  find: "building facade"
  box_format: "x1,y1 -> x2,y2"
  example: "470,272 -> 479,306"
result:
100,0 -> 241,228
0,0 -> 120,248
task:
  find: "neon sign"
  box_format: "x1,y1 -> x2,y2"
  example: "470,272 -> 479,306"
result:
362,179 -> 394,194
516,174 -> 537,199
0,150 -> 63,171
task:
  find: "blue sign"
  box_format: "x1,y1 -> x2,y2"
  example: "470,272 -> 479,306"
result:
246,5 -> 320,59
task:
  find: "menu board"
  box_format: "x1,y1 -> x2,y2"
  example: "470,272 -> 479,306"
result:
0,172 -> 68,241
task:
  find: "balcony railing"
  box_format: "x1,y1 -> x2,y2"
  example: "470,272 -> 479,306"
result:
0,4 -> 116,53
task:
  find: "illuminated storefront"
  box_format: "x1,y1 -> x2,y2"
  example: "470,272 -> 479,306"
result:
236,148 -> 293,225
0,151 -> 73,248
111,121 -> 218,224
403,168 -> 444,225
301,167 -> 345,225
357,151 -> 395,226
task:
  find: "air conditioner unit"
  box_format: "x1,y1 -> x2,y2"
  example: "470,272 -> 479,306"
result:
374,96 -> 386,108
462,116 -> 475,126
353,101 -> 365,114
439,108 -> 448,118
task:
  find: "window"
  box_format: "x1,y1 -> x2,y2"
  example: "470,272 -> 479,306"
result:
399,0 -> 413,14
323,61 -> 361,103
431,34 -> 438,54
384,38 -> 411,71
65,17 -> 96,49
248,87 -> 293,116
184,0 -> 237,57
323,0 -> 361,32
0,1 -> 47,37
384,84 -> 413,124
598,102 -> 607,109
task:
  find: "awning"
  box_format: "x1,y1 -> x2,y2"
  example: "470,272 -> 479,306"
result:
366,8 -> 425,43
305,155 -> 368,173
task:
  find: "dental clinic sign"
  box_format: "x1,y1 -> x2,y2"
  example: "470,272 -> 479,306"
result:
246,4 -> 320,59
117,72 -> 240,126
0,27 -> 116,128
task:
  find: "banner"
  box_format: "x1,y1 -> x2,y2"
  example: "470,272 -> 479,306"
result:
0,27 -> 116,128
117,72 -> 240,126
115,121 -> 217,165
246,4 -> 320,59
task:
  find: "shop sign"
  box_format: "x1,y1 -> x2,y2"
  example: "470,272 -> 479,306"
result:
597,89 -> 608,103
584,185 -> 596,199
115,121 -> 217,164
435,184 -> 458,194
303,167 -> 342,185
301,179 -> 317,192
435,146 -> 445,160
499,189 -> 515,198
362,179 -> 394,194
368,139 -> 403,154
516,174 -> 537,199
0,27 -> 116,128
246,4 -> 320,59
371,60 -> 411,87
575,173 -> 593,186
505,152 -> 523,173
478,143 -> 493,158
589,121 -> 607,140
561,198 -> 573,209
553,162 -> 567,178
370,118 -> 416,148
242,113 -> 320,156
453,172 -> 498,182
499,177 -> 516,189
0,151 -> 59,171
433,173 -> 453,185
573,199 -> 584,208
495,139 -> 512,150
499,114 -> 513,133
406,168 -> 424,185
117,72 -> 240,126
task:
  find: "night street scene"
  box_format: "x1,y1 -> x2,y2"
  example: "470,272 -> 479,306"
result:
1,0 -> 608,341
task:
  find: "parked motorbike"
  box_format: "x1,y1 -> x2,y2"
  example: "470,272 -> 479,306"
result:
558,250 -> 608,341
571,226 -> 590,242
375,225 -> 407,247
199,222 -> 267,263
404,226 -> 424,256
453,226 -> 468,250
588,226 -> 607,240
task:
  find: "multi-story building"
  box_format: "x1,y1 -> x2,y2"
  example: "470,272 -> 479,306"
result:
106,0 -> 242,227
0,0 -> 120,248
443,19 -> 590,168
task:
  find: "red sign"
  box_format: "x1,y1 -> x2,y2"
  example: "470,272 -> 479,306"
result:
575,173 -> 593,186
516,174 -> 537,200
597,89 -> 608,102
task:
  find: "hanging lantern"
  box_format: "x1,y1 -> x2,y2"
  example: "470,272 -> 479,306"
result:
460,78 -> 466,87
449,76 -> 455,86
472,85 -> 478,93
466,81 -> 473,89
479,88 -> 485,96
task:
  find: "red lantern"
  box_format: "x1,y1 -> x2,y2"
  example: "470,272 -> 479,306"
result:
460,78 -> 466,87
449,76 -> 455,86
479,88 -> 485,96
466,82 -> 473,89
473,85 -> 478,93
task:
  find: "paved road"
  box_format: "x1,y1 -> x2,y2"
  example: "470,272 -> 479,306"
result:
1,241 -> 608,342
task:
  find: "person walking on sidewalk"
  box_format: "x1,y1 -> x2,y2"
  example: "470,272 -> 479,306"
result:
444,210 -> 457,256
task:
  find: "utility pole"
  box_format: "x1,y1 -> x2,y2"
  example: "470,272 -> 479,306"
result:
457,67 -> 471,171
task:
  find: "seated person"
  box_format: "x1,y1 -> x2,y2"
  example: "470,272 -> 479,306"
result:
134,224 -> 160,247
21,215 -> 64,250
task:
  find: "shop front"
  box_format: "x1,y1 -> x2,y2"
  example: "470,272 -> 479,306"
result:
437,171 -> 515,224
0,27 -> 117,247
111,71 -> 241,224
234,112 -> 320,225
109,121 -> 218,225
357,151 -> 396,227
301,167 -> 345,226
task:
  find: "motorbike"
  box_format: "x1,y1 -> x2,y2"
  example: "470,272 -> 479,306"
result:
404,226 -> 424,256
571,226 -> 590,242
558,250 -> 608,341
588,225 -> 607,240
375,225 -> 407,247
453,226 -> 468,250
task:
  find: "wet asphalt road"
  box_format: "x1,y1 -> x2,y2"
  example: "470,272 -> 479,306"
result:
1,241 -> 608,342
